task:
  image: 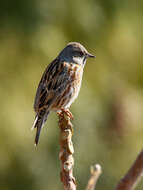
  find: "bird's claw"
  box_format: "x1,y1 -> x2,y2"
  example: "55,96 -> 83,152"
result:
57,109 -> 73,120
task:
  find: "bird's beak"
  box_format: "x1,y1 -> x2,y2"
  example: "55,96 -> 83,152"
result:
86,52 -> 96,58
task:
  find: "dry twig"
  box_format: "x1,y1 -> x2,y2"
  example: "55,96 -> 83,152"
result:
58,111 -> 143,190
58,112 -> 76,190
115,149 -> 143,190
85,164 -> 102,190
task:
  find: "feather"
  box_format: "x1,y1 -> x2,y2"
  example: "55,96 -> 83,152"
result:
32,111 -> 49,146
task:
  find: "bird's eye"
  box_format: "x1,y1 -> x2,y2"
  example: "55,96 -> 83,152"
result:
79,51 -> 84,56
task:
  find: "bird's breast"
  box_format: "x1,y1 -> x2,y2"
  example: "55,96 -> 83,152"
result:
64,63 -> 83,107
51,62 -> 84,111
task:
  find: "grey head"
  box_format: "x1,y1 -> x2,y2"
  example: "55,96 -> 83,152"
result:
58,42 -> 96,66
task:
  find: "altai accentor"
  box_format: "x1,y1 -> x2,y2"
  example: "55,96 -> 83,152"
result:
32,42 -> 95,145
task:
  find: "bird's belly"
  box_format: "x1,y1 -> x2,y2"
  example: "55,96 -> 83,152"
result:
52,64 -> 83,111
64,78 -> 82,109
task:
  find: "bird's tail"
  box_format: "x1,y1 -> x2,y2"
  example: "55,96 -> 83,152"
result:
32,111 -> 49,146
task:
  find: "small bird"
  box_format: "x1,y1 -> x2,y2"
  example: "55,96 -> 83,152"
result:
32,42 -> 95,146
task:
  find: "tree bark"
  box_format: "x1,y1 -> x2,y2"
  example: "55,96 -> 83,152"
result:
58,112 -> 76,190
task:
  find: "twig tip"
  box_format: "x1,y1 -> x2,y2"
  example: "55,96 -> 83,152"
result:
90,164 -> 102,175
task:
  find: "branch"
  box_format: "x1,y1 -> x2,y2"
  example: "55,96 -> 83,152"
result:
85,164 -> 102,190
58,112 -> 76,190
115,149 -> 143,190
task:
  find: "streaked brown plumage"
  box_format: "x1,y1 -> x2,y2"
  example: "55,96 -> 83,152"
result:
32,42 -> 95,145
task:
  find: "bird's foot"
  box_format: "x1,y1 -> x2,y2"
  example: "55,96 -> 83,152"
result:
57,108 -> 73,120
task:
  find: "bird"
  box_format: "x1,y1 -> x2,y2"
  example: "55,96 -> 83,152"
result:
32,42 -> 95,146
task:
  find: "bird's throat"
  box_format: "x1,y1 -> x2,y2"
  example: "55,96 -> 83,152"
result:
73,56 -> 86,66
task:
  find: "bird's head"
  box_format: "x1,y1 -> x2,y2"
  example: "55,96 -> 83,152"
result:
58,42 -> 96,66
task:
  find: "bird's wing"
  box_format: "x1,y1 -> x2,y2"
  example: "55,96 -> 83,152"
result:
34,58 -> 71,113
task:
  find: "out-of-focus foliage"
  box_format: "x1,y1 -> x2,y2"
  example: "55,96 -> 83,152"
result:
0,0 -> 143,189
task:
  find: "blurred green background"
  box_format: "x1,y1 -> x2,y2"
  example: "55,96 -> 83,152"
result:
0,0 -> 143,189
